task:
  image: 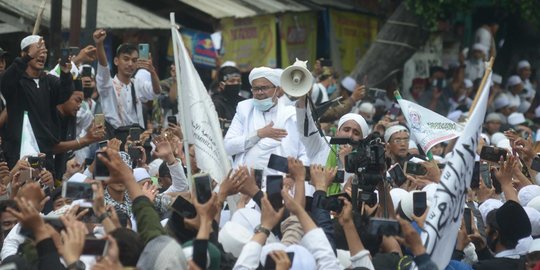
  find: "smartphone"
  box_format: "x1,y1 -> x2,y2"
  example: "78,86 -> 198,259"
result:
60,48 -> 70,65
531,157 -> 540,172
94,151 -> 109,180
267,154 -> 289,173
81,66 -> 92,77
329,137 -> 351,145
388,164 -> 406,186
128,147 -> 141,166
367,88 -> 387,100
62,182 -> 94,201
138,44 -> 149,60
82,239 -> 109,256
323,192 -> 351,213
264,252 -> 295,270
405,162 -> 427,176
491,169 -> 502,194
480,146 -> 508,162
98,140 -> 108,149
27,156 -> 44,170
254,169 -> 263,189
320,59 -> 332,67
266,175 -> 283,210
129,128 -> 142,141
334,169 -> 345,183
480,163 -> 491,188
167,116 -> 177,125
368,218 -> 401,236
464,208 -> 473,235
19,169 -> 32,184
94,114 -> 105,127
470,162 -> 480,189
170,196 -> 196,219
194,173 -> 212,204
412,191 -> 427,217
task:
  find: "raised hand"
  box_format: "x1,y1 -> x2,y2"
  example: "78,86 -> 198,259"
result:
287,158 -> 305,181
60,215 -> 88,265
93,29 -> 107,44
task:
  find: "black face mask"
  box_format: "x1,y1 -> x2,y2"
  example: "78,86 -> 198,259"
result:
223,84 -> 241,97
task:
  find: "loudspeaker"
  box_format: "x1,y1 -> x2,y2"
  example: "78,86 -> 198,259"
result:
280,58 -> 313,97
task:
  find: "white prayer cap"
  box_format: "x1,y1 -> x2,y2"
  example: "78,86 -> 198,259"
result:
390,188 -> 408,210
337,113 -> 369,139
68,172 -> 87,183
148,158 -> 163,177
517,60 -> 531,70
524,207 -> 540,237
284,245 -> 317,270
218,221 -> 253,257
221,61 -> 237,68
133,168 -> 151,183
479,198 -> 503,223
464,79 -> 473,88
496,138 -> 511,150
508,112 -> 527,126
492,73 -> 503,84
272,68 -> 284,87
493,94 -> 510,110
528,239 -> 540,253
408,139 -> 418,149
249,67 -> 280,87
472,43 -> 489,55
485,112 -> 502,123
528,196 -> 540,212
341,76 -> 356,92
490,132 -> 507,146
358,102 -> 375,116
507,75 -> 522,87
260,242 -> 287,266
20,35 -> 41,50
518,100 -> 532,114
480,133 -> 491,146
231,208 -> 261,232
518,185 -> 540,206
384,125 -> 408,142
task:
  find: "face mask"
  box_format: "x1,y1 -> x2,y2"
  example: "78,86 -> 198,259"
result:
253,96 -> 275,112
223,84 -> 241,97
327,84 -> 337,95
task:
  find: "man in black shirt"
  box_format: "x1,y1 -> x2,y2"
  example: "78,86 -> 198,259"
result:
211,65 -> 244,134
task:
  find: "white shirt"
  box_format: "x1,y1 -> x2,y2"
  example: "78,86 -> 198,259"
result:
465,59 -> 485,81
475,27 -> 492,52
311,83 -> 330,105
96,65 -> 157,129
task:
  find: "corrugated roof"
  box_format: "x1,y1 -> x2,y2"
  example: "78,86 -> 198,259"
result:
0,0 -> 171,30
179,0 -> 311,19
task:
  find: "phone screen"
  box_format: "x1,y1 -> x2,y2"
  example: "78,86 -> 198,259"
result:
405,162 -> 427,176
167,116 -> 177,125
138,44 -> 149,60
266,175 -> 283,210
412,191 -> 427,217
128,147 -> 141,167
329,137 -> 351,145
464,208 -> 473,235
470,162 -> 480,189
267,154 -> 289,173
94,151 -> 109,180
81,66 -> 92,77
368,218 -> 401,236
82,239 -> 108,256
62,182 -> 93,201
129,128 -> 142,141
170,196 -> 196,219
194,173 -> 212,204
389,164 -> 406,186
264,252 -> 295,270
480,146 -> 507,162
480,163 -> 491,188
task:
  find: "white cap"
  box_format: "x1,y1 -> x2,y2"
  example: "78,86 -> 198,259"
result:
20,35 -> 41,50
519,185 -> 540,206
133,168 -> 151,183
273,68 -> 284,87
528,239 -> 540,253
517,60 -> 531,70
341,76 -> 356,92
249,67 -> 280,87
493,94 -> 510,110
221,61 -> 237,68
384,125 -> 408,142
464,79 -> 473,88
68,172 -> 87,183
231,208 -> 261,232
219,221 -> 253,257
472,43 -> 488,55
528,196 -> 540,212
358,102 -> 375,118
507,112 -> 526,126
524,206 -> 540,237
490,132 -> 507,146
148,158 -> 163,177
492,73 -> 503,84
507,75 -> 522,88
485,112 -> 502,123
496,138 -> 512,151
518,100 -> 531,114
478,198 -> 503,223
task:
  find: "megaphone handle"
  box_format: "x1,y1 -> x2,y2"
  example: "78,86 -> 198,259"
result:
305,95 -> 324,137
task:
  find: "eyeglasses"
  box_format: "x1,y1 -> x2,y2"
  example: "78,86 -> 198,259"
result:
251,85 -> 276,93
392,138 -> 409,144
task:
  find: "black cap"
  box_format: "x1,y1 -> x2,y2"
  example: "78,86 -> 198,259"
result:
496,200 -> 531,241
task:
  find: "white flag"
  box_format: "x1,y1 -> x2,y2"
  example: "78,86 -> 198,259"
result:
20,111 -> 40,159
421,72 -> 492,269
170,15 -> 231,183
397,98 -> 464,153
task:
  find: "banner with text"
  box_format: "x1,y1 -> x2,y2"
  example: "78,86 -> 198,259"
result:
221,15 -> 277,72
279,12 -> 317,66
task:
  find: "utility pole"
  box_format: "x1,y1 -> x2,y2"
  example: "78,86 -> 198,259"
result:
69,0 -> 82,46
83,0 -> 98,46
49,0 -> 62,66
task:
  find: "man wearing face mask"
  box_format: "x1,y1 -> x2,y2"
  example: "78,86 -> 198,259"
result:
224,67 -> 306,175
212,65 -> 245,122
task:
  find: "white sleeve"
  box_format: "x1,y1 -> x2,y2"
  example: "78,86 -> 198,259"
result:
164,160 -> 189,193
135,76 -> 158,103
295,107 -> 330,165
224,108 -> 259,156
1,223 -> 27,260
350,250 -> 374,269
96,63 -> 122,129
300,228 -> 342,270
233,241 -> 263,270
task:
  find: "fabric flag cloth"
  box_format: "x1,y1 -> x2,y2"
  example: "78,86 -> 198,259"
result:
397,98 -> 464,153
421,72 -> 492,269
170,15 -> 231,184
20,111 -> 40,159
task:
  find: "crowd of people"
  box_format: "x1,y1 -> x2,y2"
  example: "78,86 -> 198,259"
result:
0,20 -> 538,270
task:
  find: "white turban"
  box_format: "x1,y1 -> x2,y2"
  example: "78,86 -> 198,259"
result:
507,75 -> 522,88
341,76 -> 356,92
249,67 -> 280,87
492,73 -> 503,84
20,35 -> 41,50
517,60 -> 531,70
337,113 -> 369,139
384,125 -> 409,142
273,69 -> 284,87
134,168 -> 151,183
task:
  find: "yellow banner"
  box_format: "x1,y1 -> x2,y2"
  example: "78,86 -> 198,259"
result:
329,9 -> 378,74
279,12 -> 317,67
221,15 -> 277,72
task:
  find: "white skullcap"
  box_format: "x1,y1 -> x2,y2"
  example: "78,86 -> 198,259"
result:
524,206 -> 540,237
485,112 -> 502,123
260,242 -> 287,266
133,168 -> 151,183
341,76 -> 356,92
508,112 -> 527,126
408,139 -> 418,149
528,196 -> 540,213
337,113 -> 369,139
219,221 -> 253,258
479,198 -> 503,223
68,172 -> 87,183
517,60 -> 531,70
283,245 -> 317,270
490,132 -> 507,146
528,239 -> 540,253
358,102 -> 375,116
231,208 -> 261,232
464,79 -> 473,88
249,67 -> 280,87
480,133 -> 491,146
273,68 -> 283,87
472,43 -> 488,55
148,158 -> 163,177
492,73 -> 503,84
518,185 -> 540,206
221,61 -> 237,68
384,125 -> 408,142
507,75 -> 522,88
518,100 -> 531,114
496,138 -> 511,150
20,35 -> 41,50
493,94 -> 510,110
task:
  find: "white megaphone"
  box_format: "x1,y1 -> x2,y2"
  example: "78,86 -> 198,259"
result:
280,58 -> 313,97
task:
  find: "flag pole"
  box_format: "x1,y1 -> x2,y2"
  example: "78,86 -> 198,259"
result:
468,57 -> 495,115
170,12 -> 193,190
33,0 -> 47,35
